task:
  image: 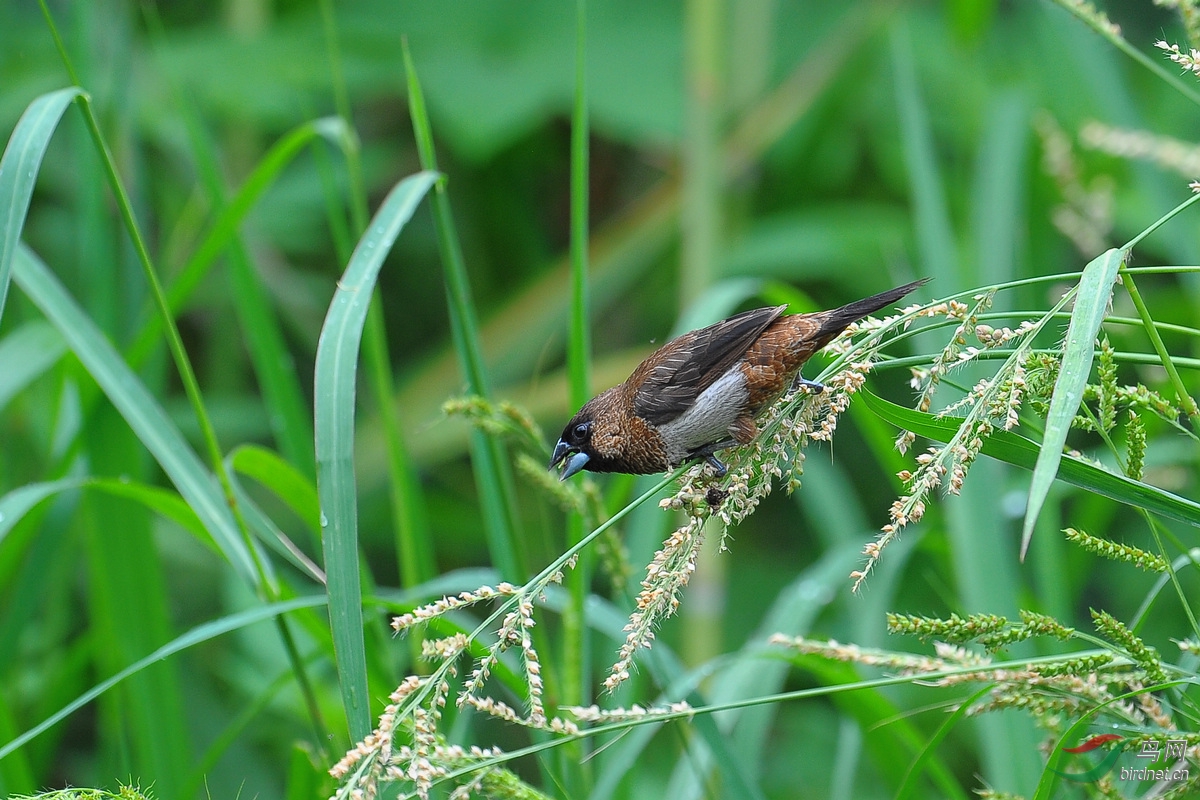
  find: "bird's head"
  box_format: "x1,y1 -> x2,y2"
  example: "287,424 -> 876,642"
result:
549,412 -> 596,481
550,386 -> 657,478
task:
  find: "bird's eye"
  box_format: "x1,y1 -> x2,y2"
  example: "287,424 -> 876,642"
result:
571,422 -> 591,442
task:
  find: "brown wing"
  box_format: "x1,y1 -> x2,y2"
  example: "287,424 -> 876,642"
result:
631,305 -> 787,425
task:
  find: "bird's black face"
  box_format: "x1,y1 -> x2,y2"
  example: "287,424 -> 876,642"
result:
549,417 -> 594,480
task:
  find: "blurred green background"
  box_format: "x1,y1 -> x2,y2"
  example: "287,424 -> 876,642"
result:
2,0 -> 1199,797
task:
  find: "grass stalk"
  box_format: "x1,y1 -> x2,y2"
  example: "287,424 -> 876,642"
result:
1118,268 -> 1200,426
322,0 -> 437,588
678,0 -> 728,682
314,171 -> 439,741
36,0 -> 272,585
681,0 -> 722,307
402,40 -> 525,580
558,0 -> 593,791
141,4 -> 316,476
1049,0 -> 1200,110
318,0 -> 437,679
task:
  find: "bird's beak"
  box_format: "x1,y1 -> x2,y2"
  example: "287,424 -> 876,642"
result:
549,439 -> 589,481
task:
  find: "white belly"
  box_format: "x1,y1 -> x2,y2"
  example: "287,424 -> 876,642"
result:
656,367 -> 748,466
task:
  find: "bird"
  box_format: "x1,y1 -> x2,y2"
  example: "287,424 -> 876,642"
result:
549,279 -> 928,479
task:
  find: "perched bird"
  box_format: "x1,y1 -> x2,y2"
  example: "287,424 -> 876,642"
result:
550,279 -> 927,479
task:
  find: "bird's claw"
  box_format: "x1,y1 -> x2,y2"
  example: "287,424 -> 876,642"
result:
793,375 -> 825,394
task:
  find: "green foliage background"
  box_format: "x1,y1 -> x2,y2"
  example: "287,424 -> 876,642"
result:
1,0 -> 1198,798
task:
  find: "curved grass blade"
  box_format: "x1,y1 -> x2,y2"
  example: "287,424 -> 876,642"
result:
125,115 -> 354,367
124,114 -> 352,476
229,473 -> 323,585
165,117 -> 353,327
0,595 -> 327,762
1021,248 -> 1124,558
11,244 -> 257,582
0,476 -> 210,553
860,390 -> 1200,529
314,170 -> 438,741
0,321 -> 65,413
0,87 -> 84,324
230,444 -> 321,536
0,478 -> 82,546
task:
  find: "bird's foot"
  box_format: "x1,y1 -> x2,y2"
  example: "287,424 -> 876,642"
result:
704,454 -> 728,477
690,439 -> 736,477
792,374 -> 825,394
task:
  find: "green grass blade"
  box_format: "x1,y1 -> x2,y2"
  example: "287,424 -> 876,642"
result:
172,116 -> 354,315
0,478 -> 82,545
230,444 -> 322,536
1119,264 -> 1200,427
561,4 -> 593,789
126,116 -> 353,368
894,686 -> 992,800
402,41 -> 524,580
1021,248 -> 1123,558
891,22 -> 956,288
314,170 -> 438,741
568,0 -> 592,408
230,475 -> 322,584
860,389 -> 1200,528
0,87 -> 84,324
0,595 -> 328,763
11,244 -> 258,582
130,109 -> 349,477
0,321 -> 65,413
309,4 -> 435,595
1049,0 -> 1200,110
713,544 -> 863,790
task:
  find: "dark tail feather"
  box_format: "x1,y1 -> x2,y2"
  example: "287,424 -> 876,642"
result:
815,278 -> 930,342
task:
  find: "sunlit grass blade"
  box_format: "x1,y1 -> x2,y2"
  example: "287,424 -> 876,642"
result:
0,87 -> 84,323
1021,247 -> 1123,558
860,390 -> 1200,527
314,170 -> 438,740
11,244 -> 257,582
0,595 -> 328,763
